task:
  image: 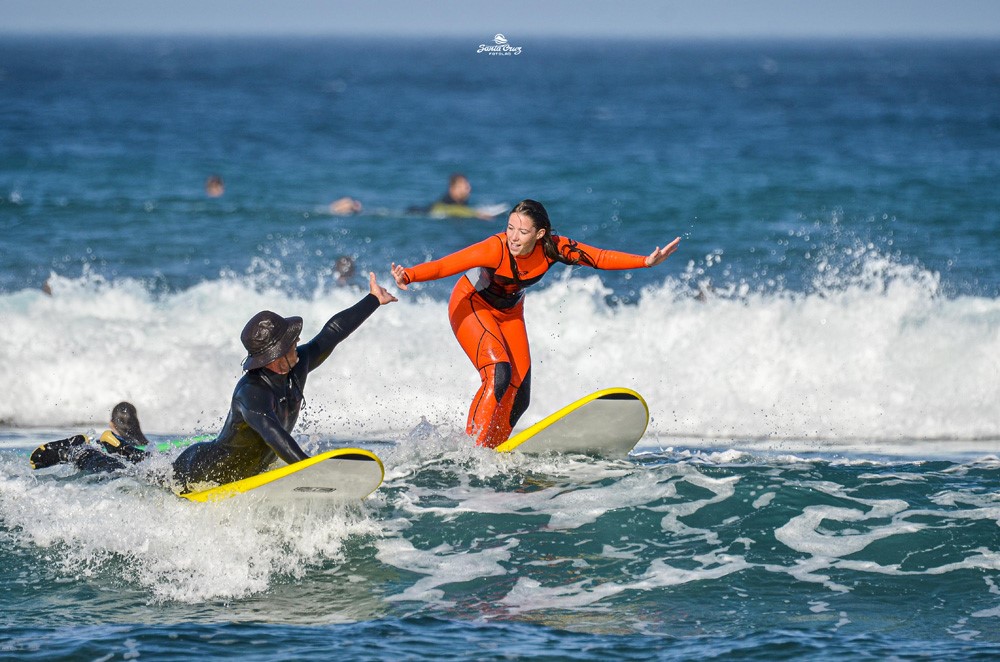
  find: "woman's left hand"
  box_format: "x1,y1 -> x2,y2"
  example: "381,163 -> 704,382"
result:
645,237 -> 681,267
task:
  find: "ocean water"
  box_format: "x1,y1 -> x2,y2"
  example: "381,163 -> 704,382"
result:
1,36 -> 999,660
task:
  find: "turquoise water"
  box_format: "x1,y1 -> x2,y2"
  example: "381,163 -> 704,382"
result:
1,37 -> 998,659
3,444 -> 998,659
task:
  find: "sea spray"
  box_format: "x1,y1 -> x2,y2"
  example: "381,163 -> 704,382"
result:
1,249 -> 997,441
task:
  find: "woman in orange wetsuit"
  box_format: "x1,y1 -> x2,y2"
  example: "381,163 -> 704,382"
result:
391,199 -> 681,448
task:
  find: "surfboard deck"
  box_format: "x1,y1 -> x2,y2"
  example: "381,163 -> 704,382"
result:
29,432 -> 383,504
179,448 -> 384,503
495,388 -> 649,456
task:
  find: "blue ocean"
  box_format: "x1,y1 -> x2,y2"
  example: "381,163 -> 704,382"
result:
1,36 -> 998,660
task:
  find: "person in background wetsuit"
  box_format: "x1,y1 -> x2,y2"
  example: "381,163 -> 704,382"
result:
31,273 -> 397,493
423,173 -> 497,220
390,199 -> 680,448
29,401 -> 150,472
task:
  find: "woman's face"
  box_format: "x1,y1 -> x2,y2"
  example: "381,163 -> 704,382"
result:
506,212 -> 545,257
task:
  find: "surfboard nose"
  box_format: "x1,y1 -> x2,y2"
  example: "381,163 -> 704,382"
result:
495,388 -> 649,455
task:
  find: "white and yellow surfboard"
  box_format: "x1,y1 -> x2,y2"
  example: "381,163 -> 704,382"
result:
495,388 -> 649,456
179,448 -> 384,503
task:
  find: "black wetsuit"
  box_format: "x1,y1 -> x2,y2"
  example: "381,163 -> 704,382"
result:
59,294 -> 379,490
172,293 -> 380,491
68,434 -> 144,473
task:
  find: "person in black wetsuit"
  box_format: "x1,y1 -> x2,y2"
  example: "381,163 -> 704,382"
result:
31,272 -> 397,493
172,272 -> 396,491
30,401 -> 151,472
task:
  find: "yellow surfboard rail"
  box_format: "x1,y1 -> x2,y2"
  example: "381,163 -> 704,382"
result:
494,387 -> 649,453
178,447 -> 384,503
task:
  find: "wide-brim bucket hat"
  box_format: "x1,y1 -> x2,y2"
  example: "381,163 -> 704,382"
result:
241,310 -> 303,370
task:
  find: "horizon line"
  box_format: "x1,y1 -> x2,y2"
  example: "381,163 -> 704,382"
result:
3,30 -> 1000,41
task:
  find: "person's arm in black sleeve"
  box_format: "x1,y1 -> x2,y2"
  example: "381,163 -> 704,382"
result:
237,387 -> 311,465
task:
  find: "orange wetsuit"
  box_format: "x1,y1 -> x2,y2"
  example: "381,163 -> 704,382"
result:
401,232 -> 647,448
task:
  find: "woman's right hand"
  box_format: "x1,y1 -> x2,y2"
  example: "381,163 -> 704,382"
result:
390,263 -> 409,291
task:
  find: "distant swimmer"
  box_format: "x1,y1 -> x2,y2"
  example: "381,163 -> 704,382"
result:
30,272 -> 398,494
329,196 -> 363,215
422,173 -> 499,220
391,199 -> 680,448
334,255 -> 357,286
205,174 -> 225,198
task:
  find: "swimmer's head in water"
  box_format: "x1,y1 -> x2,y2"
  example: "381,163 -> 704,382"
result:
335,255 -> 356,278
241,310 -> 303,370
448,173 -> 472,203
205,174 -> 224,197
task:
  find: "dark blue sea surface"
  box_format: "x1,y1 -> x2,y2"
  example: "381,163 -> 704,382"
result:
2,37 -> 999,297
1,36 -> 998,660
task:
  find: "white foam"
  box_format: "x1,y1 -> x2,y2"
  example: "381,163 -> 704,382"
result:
543,470 -> 679,530
0,454 -> 381,603
765,556 -> 852,593
504,548 -> 750,613
649,468 -> 740,544
0,254 -> 996,443
497,551 -> 753,615
972,606 -> 1000,618
388,453 -> 669,531
376,536 -> 515,605
499,577 -> 622,614
624,552 -> 753,591
774,499 -> 923,557
808,599 -> 830,613
856,472 -> 927,485
752,491 -> 776,509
